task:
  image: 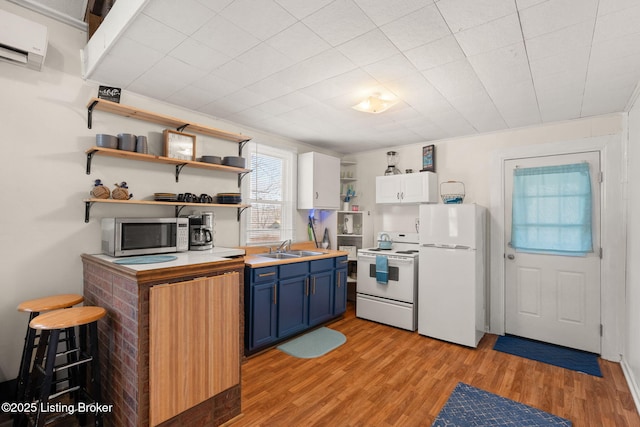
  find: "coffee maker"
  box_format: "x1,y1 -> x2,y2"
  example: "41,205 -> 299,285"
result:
188,212 -> 213,251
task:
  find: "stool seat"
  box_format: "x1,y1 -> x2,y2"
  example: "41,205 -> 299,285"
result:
30,306 -> 106,330
17,294 -> 84,313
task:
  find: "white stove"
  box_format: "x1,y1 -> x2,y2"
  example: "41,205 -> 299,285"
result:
356,232 -> 419,331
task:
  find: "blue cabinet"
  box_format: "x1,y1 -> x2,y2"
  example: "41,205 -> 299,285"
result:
334,256 -> 348,315
278,263 -> 309,337
246,267 -> 277,351
308,259 -> 335,326
245,256 -> 346,354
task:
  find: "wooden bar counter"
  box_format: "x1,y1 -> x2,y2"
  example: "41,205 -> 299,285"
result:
81,253 -> 245,427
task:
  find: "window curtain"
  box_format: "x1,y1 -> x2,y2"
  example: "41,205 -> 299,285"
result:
511,162 -> 593,255
241,142 -> 295,246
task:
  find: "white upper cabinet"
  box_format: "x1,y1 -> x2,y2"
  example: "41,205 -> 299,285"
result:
298,152 -> 340,210
376,172 -> 438,204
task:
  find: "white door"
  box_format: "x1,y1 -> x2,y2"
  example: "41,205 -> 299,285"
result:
504,151 -> 601,353
375,175 -> 402,203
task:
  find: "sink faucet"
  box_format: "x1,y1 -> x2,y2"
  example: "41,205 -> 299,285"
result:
276,239 -> 292,253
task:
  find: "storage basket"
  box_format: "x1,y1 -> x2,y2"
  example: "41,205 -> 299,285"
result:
440,181 -> 465,204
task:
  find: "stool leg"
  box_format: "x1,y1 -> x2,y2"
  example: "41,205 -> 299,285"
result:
89,321 -> 102,427
64,326 -> 79,401
78,324 -> 88,426
34,329 -> 60,427
15,312 -> 39,403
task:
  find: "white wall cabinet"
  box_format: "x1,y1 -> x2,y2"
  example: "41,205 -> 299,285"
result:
375,172 -> 438,204
298,152 -> 340,210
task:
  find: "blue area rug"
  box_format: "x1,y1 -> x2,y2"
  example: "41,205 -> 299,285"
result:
494,335 -> 602,377
432,383 -> 572,427
277,327 -> 346,359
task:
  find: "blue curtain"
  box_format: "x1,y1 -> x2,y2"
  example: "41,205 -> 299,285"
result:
511,163 -> 593,255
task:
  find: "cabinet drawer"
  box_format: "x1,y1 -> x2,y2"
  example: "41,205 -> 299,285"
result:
310,258 -> 334,273
279,262 -> 309,279
335,256 -> 348,268
252,266 -> 277,283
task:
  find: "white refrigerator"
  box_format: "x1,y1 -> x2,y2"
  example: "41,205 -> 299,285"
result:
418,204 -> 486,347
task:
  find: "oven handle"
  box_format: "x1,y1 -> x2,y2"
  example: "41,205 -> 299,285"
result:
357,255 -> 414,264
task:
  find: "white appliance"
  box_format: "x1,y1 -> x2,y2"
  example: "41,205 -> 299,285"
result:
356,232 -> 419,331
0,9 -> 48,71
418,204 -> 486,347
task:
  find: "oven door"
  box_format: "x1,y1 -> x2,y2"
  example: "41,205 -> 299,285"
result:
356,253 -> 416,303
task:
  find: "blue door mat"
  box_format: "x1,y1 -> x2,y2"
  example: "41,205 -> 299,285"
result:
432,382 -> 572,426
277,327 -> 346,359
494,334 -> 602,377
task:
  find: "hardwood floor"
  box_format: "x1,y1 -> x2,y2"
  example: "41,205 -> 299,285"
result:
235,303 -> 640,427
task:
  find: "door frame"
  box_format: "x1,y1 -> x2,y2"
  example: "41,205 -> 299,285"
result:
489,134 -> 626,361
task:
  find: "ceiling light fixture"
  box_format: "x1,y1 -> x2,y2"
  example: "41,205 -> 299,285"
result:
352,92 -> 397,114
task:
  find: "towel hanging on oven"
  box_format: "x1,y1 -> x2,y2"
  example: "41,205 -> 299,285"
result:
376,255 -> 388,284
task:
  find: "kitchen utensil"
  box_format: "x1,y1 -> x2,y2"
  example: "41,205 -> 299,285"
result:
117,133 -> 137,151
96,134 -> 118,149
309,216 -> 318,248
200,155 -> 222,164
385,151 -> 401,175
222,156 -> 246,168
135,136 -> 148,154
378,232 -> 393,249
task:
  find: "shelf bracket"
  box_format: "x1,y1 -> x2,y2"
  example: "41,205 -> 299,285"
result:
87,100 -> 99,129
237,206 -> 250,222
237,170 -> 251,188
238,139 -> 251,157
177,124 -> 189,132
175,164 -> 187,182
84,201 -> 94,223
86,150 -> 96,175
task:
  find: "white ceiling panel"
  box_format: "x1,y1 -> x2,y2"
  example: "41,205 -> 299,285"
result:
437,0 -> 516,33
68,0 -> 640,154
404,35 -> 466,71
265,22 -> 331,62
143,0 -> 216,36
454,13 -> 523,57
303,0 -> 376,47
380,4 -> 450,51
220,0 -> 297,41
519,0 -> 599,40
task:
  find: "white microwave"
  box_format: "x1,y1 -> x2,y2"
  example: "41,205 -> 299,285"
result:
101,217 -> 189,257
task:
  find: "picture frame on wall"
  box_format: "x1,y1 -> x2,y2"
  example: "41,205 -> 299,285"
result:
421,144 -> 435,172
163,130 -> 196,161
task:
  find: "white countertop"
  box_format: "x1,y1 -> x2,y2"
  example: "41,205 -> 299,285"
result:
91,247 -> 245,271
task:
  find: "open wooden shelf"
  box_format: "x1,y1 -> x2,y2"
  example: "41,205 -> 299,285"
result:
86,146 -> 251,177
83,198 -> 250,223
86,98 -> 251,143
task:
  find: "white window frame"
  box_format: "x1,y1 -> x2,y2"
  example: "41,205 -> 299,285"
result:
240,141 -> 296,246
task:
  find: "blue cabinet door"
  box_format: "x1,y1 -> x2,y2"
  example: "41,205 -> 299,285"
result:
335,257 -> 348,315
250,281 -> 277,350
308,270 -> 334,326
278,275 -> 308,337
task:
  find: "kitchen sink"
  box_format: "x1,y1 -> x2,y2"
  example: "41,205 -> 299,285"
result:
260,253 -> 301,259
284,250 -> 324,257
259,250 -> 325,259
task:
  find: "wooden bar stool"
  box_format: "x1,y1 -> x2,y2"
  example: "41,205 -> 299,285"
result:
15,294 -> 84,404
23,306 -> 106,427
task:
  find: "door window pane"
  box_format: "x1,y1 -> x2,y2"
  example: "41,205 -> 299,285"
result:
511,163 -> 593,255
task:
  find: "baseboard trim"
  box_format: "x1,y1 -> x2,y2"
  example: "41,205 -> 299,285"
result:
621,358 -> 640,416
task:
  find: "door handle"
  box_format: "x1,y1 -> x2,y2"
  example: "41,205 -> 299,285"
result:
273,284 -> 277,305
315,192 -> 319,200
507,254 -> 515,260
312,277 -> 316,294
337,271 -> 341,288
305,278 -> 309,296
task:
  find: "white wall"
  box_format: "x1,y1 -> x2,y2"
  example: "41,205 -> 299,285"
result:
625,95 -> 640,408
0,0 -> 336,382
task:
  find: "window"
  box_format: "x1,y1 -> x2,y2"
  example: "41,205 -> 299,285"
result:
241,142 -> 295,245
511,162 -> 593,255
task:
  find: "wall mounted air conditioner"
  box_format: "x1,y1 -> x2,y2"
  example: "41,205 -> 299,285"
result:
0,9 -> 48,71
